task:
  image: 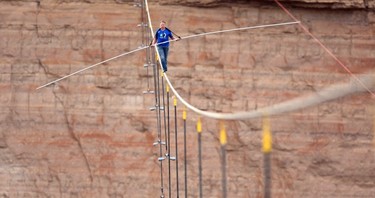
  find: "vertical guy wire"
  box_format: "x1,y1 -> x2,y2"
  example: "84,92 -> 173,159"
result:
152,33 -> 165,198
161,72 -> 168,151
183,108 -> 188,198
155,33 -> 165,198
141,0 -> 150,91
158,68 -> 165,198
155,38 -> 165,198
167,84 -> 172,198
197,117 -> 203,198
220,122 -> 227,198
262,116 -> 272,198
145,40 -> 151,91
140,0 -> 144,46
158,75 -> 165,198
174,97 -> 180,198
142,0 -> 163,196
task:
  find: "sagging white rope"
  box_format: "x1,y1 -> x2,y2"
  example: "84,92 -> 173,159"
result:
164,73 -> 375,120
36,21 -> 299,90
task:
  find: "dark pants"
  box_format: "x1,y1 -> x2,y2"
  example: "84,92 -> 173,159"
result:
157,46 -> 169,72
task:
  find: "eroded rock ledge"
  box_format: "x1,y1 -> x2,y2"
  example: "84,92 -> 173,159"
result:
157,0 -> 374,9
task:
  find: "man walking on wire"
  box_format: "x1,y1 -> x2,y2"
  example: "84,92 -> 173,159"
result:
151,20 -> 180,72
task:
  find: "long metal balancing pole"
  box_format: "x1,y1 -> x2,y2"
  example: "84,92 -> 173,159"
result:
36,47 -> 147,90
35,21 -> 299,90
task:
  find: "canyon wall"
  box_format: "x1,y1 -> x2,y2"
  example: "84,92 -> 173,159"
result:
0,0 -> 374,197
159,0 -> 375,9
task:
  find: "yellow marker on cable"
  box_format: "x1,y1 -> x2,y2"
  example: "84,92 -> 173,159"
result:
183,107 -> 187,120
220,122 -> 227,146
197,117 -> 202,133
262,115 -> 272,153
174,97 -> 177,107
161,70 -> 164,77
166,84 -> 170,93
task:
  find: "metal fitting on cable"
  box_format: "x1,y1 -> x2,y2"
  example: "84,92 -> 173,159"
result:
143,90 -> 155,94
143,63 -> 155,68
165,153 -> 176,161
153,140 -> 166,146
133,1 -> 142,7
149,106 -> 165,111
137,23 -> 148,27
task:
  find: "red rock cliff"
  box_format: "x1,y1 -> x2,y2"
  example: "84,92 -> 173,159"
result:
0,0 -> 374,197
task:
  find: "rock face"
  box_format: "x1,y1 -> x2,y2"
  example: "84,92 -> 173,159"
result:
1,0 -> 375,197
159,0 -> 375,9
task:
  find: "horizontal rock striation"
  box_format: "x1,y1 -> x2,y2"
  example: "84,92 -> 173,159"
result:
157,0 -> 375,9
0,0 -> 374,197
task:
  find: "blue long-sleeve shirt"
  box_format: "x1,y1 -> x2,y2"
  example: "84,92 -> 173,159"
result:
155,28 -> 173,47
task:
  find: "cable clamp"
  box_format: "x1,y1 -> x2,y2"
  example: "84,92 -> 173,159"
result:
149,106 -> 164,111
153,140 -> 166,146
143,90 -> 155,94
133,1 -> 142,8
137,23 -> 148,27
165,153 -> 176,161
